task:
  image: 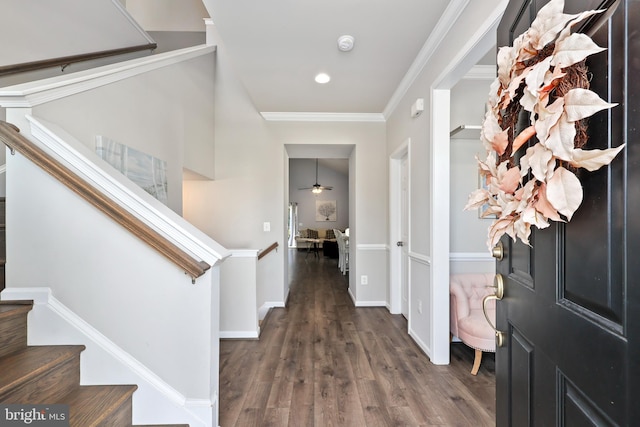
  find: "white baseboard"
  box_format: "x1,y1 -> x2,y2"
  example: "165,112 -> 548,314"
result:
219,331 -> 259,339
408,327 -> 433,363
1,287 -> 211,427
258,301 -> 285,321
348,287 -> 356,306
353,300 -> 387,307
345,287 -> 385,308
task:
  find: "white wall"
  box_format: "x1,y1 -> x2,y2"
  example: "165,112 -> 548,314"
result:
126,0 -> 210,32
182,23 -> 287,307
0,39 -> 223,423
256,245 -> 283,319
5,146 -> 218,409
183,21 -> 389,307
0,288 -> 214,426
273,122 -> 388,305
385,0 -> 508,363
31,53 -> 216,213
289,159 -> 349,232
0,0 -> 151,68
219,251 -> 259,338
450,78 -> 496,274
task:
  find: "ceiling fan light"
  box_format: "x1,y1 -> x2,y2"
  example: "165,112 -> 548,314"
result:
312,186 -> 322,194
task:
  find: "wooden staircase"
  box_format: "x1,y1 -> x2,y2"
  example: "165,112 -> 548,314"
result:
0,300 -> 189,426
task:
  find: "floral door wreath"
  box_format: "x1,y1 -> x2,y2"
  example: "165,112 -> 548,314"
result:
466,0 -> 625,251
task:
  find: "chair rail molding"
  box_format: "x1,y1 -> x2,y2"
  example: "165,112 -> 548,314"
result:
449,252 -> 494,262
260,112 -> 385,123
356,243 -> 388,251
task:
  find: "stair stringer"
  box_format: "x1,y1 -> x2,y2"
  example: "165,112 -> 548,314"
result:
1,287 -> 216,427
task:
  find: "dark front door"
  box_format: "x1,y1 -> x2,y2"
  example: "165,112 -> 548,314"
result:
495,0 -> 640,425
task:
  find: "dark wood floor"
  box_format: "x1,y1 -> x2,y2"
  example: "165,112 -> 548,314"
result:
219,250 -> 496,426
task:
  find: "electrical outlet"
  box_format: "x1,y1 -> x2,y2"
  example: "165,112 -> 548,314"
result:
263,222 -> 271,232
417,299 -> 423,314
361,275 -> 368,285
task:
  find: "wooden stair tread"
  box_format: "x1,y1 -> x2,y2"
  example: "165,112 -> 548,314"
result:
0,345 -> 84,400
0,303 -> 32,359
0,301 -> 33,320
0,299 -> 33,306
0,301 -> 190,425
59,385 -> 137,427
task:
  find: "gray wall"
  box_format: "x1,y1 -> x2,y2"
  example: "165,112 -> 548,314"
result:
289,159 -> 349,232
385,0 -> 507,364
450,78 -> 493,254
0,0 -> 151,68
33,53 -> 216,214
126,0 -> 209,31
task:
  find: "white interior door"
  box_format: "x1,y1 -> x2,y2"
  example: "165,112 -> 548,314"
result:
400,155 -> 409,318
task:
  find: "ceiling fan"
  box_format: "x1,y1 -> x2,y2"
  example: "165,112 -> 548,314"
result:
299,159 -> 333,194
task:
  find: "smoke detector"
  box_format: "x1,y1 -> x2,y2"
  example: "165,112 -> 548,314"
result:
337,35 -> 355,52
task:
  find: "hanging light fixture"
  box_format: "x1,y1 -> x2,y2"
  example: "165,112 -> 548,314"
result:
298,159 -> 333,194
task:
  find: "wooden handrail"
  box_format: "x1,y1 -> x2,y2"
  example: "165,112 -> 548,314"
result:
0,121 -> 211,281
258,242 -> 279,260
0,43 -> 157,77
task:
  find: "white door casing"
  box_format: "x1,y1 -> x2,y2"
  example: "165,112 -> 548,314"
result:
389,138 -> 410,316
400,155 -> 409,318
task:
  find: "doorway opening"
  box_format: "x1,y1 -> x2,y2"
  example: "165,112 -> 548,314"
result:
288,158 -> 350,253
389,139 -> 410,319
284,144 -> 355,300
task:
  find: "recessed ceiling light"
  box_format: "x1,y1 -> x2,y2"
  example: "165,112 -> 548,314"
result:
315,73 -> 331,84
337,35 -> 355,52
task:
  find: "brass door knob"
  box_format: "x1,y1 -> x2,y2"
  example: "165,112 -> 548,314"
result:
482,273 -> 506,347
492,241 -> 504,260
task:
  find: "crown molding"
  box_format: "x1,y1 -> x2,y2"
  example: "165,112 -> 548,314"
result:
260,112 -> 386,123
383,0 -> 471,119
463,64 -> 496,80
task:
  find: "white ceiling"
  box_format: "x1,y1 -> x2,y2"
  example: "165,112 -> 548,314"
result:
208,0 -> 454,115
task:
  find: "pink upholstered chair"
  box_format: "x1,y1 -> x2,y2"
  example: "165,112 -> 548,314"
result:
449,273 -> 496,375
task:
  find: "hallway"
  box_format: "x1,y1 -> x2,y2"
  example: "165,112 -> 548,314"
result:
219,250 -> 495,426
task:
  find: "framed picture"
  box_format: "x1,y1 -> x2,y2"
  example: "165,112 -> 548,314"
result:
316,200 -> 337,221
96,136 -> 168,205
